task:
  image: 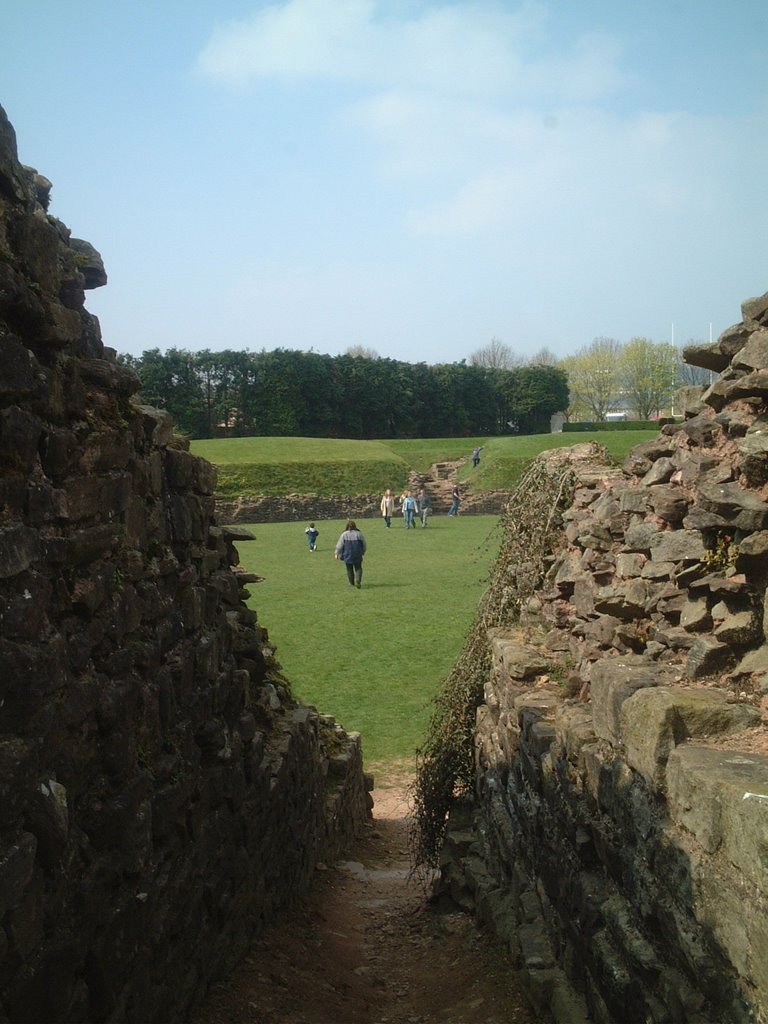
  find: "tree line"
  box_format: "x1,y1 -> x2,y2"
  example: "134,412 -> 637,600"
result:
471,335 -> 710,422
121,348 -> 569,440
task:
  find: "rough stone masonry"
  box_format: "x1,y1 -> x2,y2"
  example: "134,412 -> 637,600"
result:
0,105 -> 370,1023
441,296 -> 768,1022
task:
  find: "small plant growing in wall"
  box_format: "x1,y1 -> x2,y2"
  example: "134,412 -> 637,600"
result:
703,532 -> 738,572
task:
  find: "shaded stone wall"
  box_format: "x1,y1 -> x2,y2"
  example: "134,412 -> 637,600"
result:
0,106 -> 370,1023
441,293 -> 768,1024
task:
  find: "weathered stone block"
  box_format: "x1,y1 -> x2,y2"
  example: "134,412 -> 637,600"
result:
169,493 -> 206,543
0,334 -> 37,396
593,580 -> 648,620
738,433 -> 768,486
649,529 -> 706,563
0,405 -> 41,476
0,523 -> 40,578
736,531 -> 768,568
490,633 -> 549,682
698,481 -> 768,531
682,340 -> 730,372
685,637 -> 735,679
590,658 -> 670,745
78,357 -> 140,395
742,291 -> 768,327
554,705 -> 596,767
615,553 -> 645,579
713,606 -> 762,645
63,473 -> 132,521
681,410 -> 720,445
667,745 -> 768,893
648,485 -> 689,523
679,596 -> 711,632
621,687 -> 760,787
641,457 -> 675,486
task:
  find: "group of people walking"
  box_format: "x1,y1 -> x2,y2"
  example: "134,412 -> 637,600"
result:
322,484 -> 461,590
380,487 -> 436,529
319,443 -> 483,588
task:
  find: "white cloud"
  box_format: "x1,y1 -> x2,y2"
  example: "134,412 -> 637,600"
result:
196,0 -> 625,102
197,0 -> 376,84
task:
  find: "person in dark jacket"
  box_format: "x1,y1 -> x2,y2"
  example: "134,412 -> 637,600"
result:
334,520 -> 367,588
417,488 -> 432,527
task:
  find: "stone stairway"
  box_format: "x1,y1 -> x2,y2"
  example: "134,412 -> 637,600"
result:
406,460 -> 464,513
408,460 -> 514,515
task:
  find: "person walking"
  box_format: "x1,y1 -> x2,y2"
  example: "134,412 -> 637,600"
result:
448,484 -> 460,516
380,488 -> 395,528
417,488 -> 432,527
304,522 -> 319,551
471,446 -> 483,468
401,490 -> 418,529
334,520 -> 367,588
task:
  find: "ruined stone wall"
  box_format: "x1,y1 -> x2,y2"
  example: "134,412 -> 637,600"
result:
0,106 -> 370,1023
441,293 -> 768,1023
215,489 -> 512,524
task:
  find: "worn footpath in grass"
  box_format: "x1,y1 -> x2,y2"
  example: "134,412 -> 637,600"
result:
234,515 -> 500,777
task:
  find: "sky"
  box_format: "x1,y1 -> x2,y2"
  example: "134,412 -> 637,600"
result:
1,0 -> 767,365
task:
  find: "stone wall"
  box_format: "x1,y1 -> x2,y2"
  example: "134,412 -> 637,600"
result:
440,292 -> 768,1023
0,105 -> 370,1023
215,489 -> 513,524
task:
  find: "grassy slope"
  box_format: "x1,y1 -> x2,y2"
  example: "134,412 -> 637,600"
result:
191,437 -> 409,498
463,430 -> 659,490
192,430 -> 658,496
235,515 -> 500,774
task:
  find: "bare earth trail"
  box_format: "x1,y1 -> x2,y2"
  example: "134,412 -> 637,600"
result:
191,781 -> 537,1024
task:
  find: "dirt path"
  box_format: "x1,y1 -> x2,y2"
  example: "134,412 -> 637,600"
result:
191,784 -> 537,1024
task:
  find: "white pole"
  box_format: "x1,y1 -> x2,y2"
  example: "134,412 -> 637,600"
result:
671,322 -> 675,345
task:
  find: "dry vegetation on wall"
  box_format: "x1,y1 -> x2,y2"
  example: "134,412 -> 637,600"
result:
410,453 -> 581,872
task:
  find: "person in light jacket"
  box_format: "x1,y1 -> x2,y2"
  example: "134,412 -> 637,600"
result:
380,488 -> 395,528
334,520 -> 367,588
400,490 -> 418,529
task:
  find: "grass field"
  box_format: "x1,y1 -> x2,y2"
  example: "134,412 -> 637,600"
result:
202,429 -> 662,776
234,515 -> 500,777
192,430 -> 659,496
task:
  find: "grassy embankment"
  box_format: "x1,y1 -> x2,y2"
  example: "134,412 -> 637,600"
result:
191,430 -> 658,497
193,430 -> 658,777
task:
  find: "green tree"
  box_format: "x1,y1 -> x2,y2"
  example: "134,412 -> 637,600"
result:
620,338 -> 679,419
498,365 -> 569,434
126,347 -> 204,436
561,337 -> 622,421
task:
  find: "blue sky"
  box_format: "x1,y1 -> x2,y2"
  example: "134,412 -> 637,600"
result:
1,0 -> 766,364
